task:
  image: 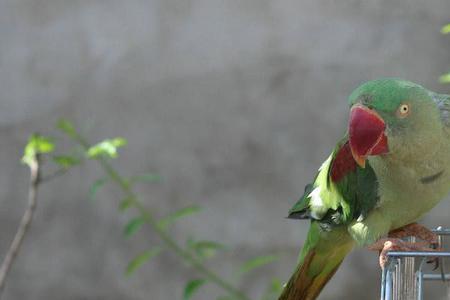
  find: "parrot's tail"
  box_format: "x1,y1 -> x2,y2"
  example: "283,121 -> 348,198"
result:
278,223 -> 354,300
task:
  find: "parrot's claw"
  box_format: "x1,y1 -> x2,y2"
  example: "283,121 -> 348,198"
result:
386,223 -> 443,270
388,223 -> 439,247
426,241 -> 443,271
426,257 -> 440,270
368,238 -> 438,269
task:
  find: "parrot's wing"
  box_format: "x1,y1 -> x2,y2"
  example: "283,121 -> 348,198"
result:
288,137 -> 380,229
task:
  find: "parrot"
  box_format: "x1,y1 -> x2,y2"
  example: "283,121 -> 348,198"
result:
279,78 -> 450,300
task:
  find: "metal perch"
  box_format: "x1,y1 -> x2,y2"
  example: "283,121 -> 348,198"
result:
381,227 -> 450,300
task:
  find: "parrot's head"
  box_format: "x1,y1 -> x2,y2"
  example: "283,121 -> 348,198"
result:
347,78 -> 442,167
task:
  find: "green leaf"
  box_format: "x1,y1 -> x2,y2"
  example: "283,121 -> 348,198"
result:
89,178 -> 108,200
111,137 -> 127,147
441,23 -> 450,34
33,137 -> 54,153
439,73 -> 450,84
157,205 -> 202,230
126,247 -> 162,276
22,134 -> 55,166
183,279 -> 206,300
119,196 -> 135,212
124,217 -> 145,237
57,119 -> 77,138
188,240 -> 226,259
130,173 -> 162,184
238,255 -> 278,275
86,137 -> 127,159
52,155 -> 81,168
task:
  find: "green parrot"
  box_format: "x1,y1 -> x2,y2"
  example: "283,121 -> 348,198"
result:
279,78 -> 450,300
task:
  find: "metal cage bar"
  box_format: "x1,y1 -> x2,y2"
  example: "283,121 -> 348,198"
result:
380,228 -> 450,300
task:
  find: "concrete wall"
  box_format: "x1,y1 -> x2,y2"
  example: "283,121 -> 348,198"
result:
1,0 -> 450,299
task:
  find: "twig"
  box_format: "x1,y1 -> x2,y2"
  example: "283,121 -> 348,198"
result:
71,133 -> 251,300
0,154 -> 41,297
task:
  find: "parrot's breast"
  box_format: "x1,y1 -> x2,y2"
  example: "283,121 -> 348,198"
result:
369,145 -> 450,230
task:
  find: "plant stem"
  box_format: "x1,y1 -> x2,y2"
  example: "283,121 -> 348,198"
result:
72,134 -> 251,300
0,154 -> 41,297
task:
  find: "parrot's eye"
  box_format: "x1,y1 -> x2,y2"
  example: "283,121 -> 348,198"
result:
396,104 -> 410,118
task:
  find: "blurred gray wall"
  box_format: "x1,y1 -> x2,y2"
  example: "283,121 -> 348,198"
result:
1,0 -> 450,299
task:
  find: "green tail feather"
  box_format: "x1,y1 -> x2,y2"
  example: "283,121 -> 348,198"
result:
279,222 -> 354,300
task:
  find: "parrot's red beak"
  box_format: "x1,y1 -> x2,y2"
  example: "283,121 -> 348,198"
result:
349,104 -> 389,168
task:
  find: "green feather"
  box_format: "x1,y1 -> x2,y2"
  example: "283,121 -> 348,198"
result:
288,137 -> 379,228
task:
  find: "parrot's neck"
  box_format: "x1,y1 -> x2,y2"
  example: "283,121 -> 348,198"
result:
368,139 -> 450,229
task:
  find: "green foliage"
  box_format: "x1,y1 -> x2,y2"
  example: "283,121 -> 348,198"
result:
56,119 -> 77,139
238,255 -> 278,276
126,247 -> 162,276
89,178 -> 108,200
441,23 -> 450,34
22,134 -> 55,166
187,239 -> 226,260
57,119 -> 77,138
124,217 -> 145,237
52,155 -> 81,168
119,196 -> 135,212
439,73 -> 450,84
440,24 -> 450,84
157,205 -> 202,230
41,119 -> 281,300
183,279 -> 206,300
87,138 -> 127,159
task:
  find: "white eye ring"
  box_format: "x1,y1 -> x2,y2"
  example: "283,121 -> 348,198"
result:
397,104 -> 410,118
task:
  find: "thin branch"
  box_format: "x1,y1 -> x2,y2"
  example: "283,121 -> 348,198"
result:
71,133 -> 251,300
0,154 -> 41,297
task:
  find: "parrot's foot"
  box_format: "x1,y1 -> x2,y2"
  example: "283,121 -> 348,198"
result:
388,223 -> 438,247
368,238 -> 438,269
387,223 -> 442,269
